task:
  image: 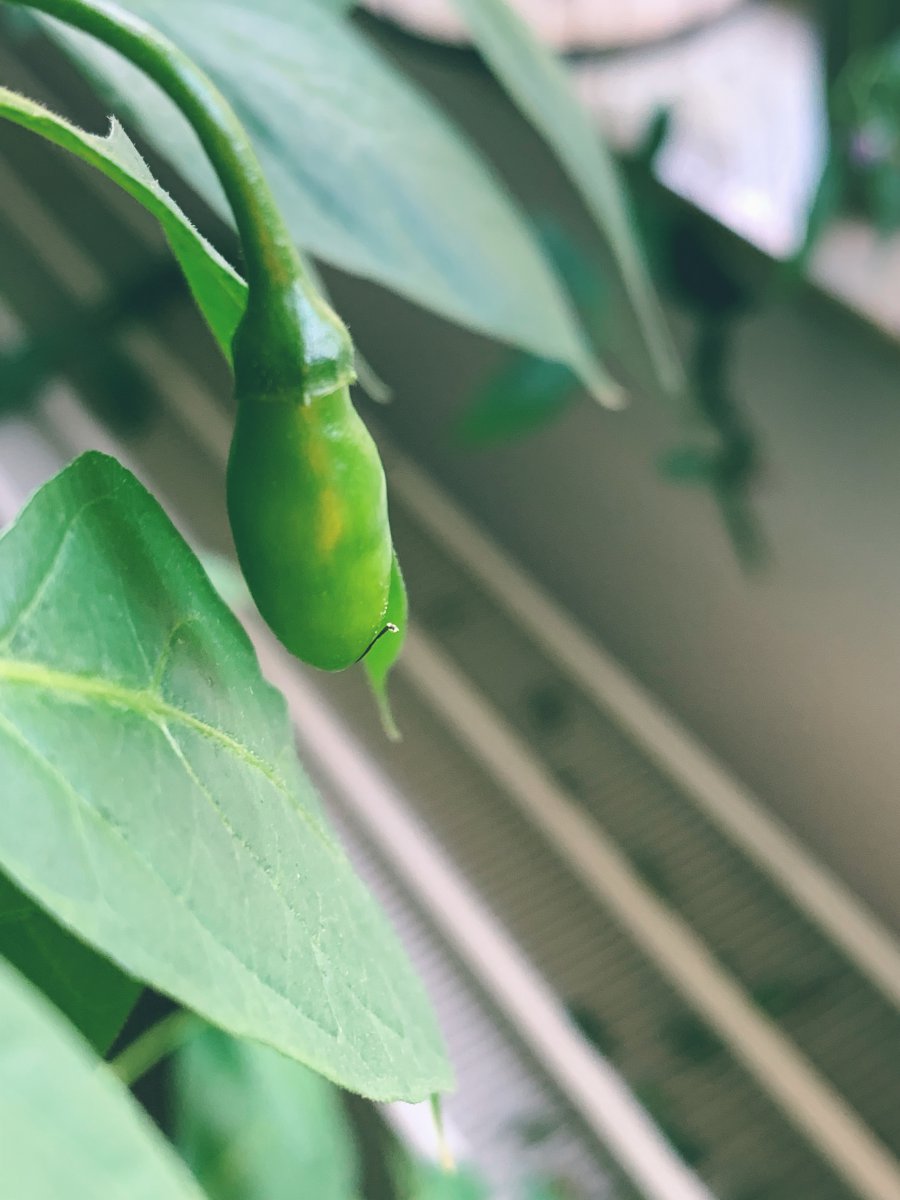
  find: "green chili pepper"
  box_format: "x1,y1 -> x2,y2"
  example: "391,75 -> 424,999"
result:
226,276 -> 391,667
228,379 -> 391,671
13,0 -> 394,670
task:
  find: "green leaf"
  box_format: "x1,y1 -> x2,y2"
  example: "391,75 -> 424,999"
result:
175,1023 -> 361,1200
363,554 -> 407,742
0,453 -> 450,1101
659,445 -> 718,484
455,354 -> 578,446
521,1182 -> 574,1200
447,0 -> 683,402
412,1164 -> 487,1200
0,867 -> 139,1052
40,0 -> 616,399
0,957 -> 206,1200
455,221 -> 607,445
0,84 -> 244,360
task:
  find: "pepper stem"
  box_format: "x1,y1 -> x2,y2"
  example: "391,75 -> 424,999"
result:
9,0 -> 354,393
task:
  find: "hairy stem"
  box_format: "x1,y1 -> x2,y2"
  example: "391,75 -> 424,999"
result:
12,0 -> 296,291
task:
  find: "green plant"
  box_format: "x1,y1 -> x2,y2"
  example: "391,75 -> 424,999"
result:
0,0 -> 680,1195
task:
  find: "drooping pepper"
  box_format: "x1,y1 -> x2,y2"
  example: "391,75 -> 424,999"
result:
14,0 -> 393,670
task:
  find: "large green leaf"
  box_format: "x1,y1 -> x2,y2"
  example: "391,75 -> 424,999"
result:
0,957 -> 206,1200
447,0 -> 683,403
175,1023 -> 361,1200
0,867 -> 139,1052
0,84 -> 243,359
0,453 -> 450,1101
39,0 -> 617,399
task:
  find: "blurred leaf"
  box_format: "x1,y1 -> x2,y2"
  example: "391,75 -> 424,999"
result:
513,1111 -> 564,1147
0,958 -> 205,1200
782,147 -> 842,284
524,682 -> 571,734
364,553 -> 407,742
412,1164 -> 488,1200
0,261 -> 178,434
523,1181 -> 581,1200
729,1187 -> 781,1200
176,1025 -> 489,1200
751,972 -> 836,1019
175,1023 -> 361,1200
634,108 -> 672,166
634,1083 -> 705,1167
0,328 -> 156,431
340,1090 -> 405,1200
819,0 -> 900,86
566,1003 -> 617,1059
662,318 -> 767,572
717,489 -> 768,574
664,1013 -> 724,1066
664,215 -> 753,319
629,851 -> 676,903
41,0 -> 615,396
0,868 -> 139,1052
868,151 -> 900,233
456,221 -> 607,446
530,218 -> 608,315
456,355 -> 578,446
353,352 -> 393,405
659,445 -> 719,484
447,0 -> 681,402
0,452 -> 450,1101
830,32 -> 900,234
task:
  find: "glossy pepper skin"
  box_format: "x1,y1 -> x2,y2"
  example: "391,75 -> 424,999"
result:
226,273 -> 393,672
227,380 -> 392,672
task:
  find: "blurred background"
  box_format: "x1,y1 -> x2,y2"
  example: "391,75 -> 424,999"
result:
2,2 -> 900,1198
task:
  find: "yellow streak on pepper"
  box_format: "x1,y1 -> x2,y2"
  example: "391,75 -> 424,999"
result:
316,486 -> 344,554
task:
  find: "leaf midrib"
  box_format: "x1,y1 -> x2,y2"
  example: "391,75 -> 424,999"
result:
0,658 -> 321,836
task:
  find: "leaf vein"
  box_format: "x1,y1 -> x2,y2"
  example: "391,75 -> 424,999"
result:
0,658 -> 334,854
0,709 -> 351,1049
158,720 -> 342,1036
0,494 -> 109,651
